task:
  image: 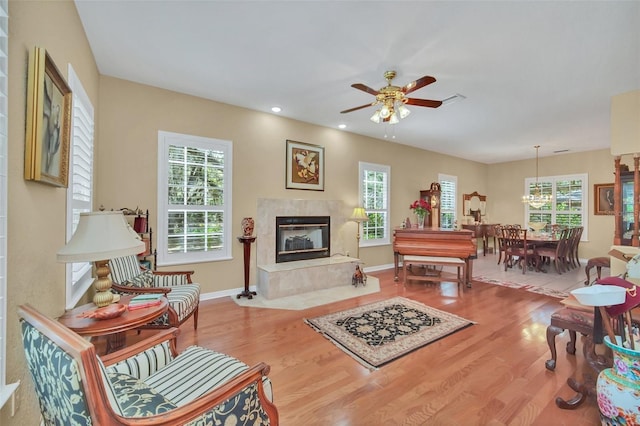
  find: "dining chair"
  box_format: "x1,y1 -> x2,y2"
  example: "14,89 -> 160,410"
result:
569,226 -> 584,269
495,225 -> 506,265
502,226 -> 538,274
535,228 -> 571,274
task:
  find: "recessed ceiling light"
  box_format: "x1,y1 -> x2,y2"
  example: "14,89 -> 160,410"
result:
338,124 -> 346,129
271,106 -> 282,113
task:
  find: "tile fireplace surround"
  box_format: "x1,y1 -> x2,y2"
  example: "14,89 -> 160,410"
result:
256,198 -> 358,299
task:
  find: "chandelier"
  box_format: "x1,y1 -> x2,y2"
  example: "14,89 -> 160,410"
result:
370,71 -> 411,124
522,145 -> 552,209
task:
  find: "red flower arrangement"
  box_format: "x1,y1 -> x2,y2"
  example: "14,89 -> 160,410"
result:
409,199 -> 431,217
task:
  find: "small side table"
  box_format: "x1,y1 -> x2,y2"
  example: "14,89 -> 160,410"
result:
237,235 -> 257,299
58,295 -> 168,354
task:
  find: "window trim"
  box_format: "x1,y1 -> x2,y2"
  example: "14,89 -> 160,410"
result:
523,173 -> 588,240
359,161 -> 391,247
438,173 -> 457,229
157,131 -> 233,266
0,0 -> 18,410
65,64 -> 94,309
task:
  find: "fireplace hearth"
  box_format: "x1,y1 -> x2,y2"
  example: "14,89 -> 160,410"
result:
276,216 -> 330,263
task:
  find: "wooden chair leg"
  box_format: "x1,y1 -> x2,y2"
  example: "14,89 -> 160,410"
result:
546,324 -> 564,371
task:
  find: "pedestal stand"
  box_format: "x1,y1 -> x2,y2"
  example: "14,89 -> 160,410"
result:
237,236 -> 257,299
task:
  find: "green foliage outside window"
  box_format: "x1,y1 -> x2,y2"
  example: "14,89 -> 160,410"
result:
527,177 -> 585,229
167,145 -> 225,253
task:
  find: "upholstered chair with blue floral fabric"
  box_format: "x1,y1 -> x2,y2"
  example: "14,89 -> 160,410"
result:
108,255 -> 200,330
19,304 -> 279,425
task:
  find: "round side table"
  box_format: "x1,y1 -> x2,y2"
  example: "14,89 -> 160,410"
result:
58,295 -> 168,354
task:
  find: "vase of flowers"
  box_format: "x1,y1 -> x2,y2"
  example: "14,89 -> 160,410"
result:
410,199 -> 431,229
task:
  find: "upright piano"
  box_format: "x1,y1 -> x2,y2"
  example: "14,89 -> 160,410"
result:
393,227 -> 477,285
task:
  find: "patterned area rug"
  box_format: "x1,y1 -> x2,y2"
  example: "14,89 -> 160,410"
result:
473,276 -> 569,299
304,297 -> 474,370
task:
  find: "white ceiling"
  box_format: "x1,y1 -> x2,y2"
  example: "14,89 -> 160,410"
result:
74,0 -> 640,164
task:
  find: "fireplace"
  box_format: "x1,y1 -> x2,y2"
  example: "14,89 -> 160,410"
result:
276,216 -> 330,263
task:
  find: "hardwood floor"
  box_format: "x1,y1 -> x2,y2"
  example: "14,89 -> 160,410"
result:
148,268 -> 602,425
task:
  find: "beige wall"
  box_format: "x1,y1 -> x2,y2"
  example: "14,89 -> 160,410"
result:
2,0 -> 620,424
487,149 -> 617,259
96,76 -> 489,290
3,1 -> 100,424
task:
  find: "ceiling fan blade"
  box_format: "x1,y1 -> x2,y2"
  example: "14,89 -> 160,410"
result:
402,76 -> 436,94
351,83 -> 379,96
340,103 -> 375,114
405,98 -> 443,108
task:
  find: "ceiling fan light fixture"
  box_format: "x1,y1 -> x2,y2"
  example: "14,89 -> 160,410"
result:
370,110 -> 381,123
397,104 -> 411,119
389,113 -> 399,124
379,105 -> 391,119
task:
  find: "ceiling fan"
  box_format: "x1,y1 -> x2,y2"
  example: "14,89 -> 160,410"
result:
340,70 -> 442,124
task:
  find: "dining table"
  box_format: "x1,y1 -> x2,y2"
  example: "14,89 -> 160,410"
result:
526,232 -> 561,273
527,232 -> 561,245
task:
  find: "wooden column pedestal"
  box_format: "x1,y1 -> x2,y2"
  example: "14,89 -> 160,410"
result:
237,236 -> 257,299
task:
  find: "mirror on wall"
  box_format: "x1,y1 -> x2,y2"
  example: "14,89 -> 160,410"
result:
463,191 -> 487,222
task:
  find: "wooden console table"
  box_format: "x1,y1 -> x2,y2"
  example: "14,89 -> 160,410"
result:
58,295 -> 168,354
237,236 -> 257,299
461,223 -> 499,255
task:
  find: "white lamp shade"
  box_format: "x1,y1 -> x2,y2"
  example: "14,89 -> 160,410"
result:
57,211 -> 145,263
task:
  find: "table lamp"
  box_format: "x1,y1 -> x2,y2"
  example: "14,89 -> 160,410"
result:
349,207 -> 369,259
57,211 -> 145,307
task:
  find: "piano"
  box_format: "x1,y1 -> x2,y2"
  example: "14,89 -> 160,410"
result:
393,227 -> 477,285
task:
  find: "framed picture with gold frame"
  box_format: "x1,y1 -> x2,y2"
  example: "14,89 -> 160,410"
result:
24,47 -> 72,187
594,183 -> 615,215
285,139 -> 324,191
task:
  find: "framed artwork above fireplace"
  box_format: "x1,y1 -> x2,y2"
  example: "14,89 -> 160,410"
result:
286,139 -> 324,191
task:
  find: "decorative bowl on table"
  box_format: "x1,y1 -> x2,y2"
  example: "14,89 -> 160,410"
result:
528,221 -> 547,234
79,303 -> 127,320
571,285 -> 626,307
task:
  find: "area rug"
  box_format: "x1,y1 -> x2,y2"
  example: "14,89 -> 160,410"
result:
304,296 -> 474,370
473,276 -> 569,299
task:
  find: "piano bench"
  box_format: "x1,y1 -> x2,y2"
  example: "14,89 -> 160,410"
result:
402,255 -> 467,291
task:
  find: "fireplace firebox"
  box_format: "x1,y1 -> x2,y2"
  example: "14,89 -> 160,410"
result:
276,216 -> 330,263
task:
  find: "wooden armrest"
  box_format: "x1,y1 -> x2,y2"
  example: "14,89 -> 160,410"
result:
111,283 -> 172,295
100,328 -> 180,365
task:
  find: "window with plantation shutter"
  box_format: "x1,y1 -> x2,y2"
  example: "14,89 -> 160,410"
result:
359,162 -> 390,246
439,174 -> 457,229
0,0 -> 19,409
524,173 -> 588,240
65,65 -> 94,309
157,131 -> 233,265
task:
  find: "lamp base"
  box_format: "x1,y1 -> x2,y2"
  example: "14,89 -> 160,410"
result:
92,259 -> 115,307
93,290 -> 115,307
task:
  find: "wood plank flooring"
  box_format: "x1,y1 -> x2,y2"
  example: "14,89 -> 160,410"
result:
142,268 -> 602,425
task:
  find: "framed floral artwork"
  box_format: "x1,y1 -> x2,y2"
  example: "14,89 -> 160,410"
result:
24,47 -> 72,187
285,140 -> 324,191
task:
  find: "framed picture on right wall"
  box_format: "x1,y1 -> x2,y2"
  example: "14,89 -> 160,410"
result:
594,183 -> 615,215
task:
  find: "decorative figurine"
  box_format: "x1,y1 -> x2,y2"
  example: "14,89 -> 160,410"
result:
352,264 -> 367,287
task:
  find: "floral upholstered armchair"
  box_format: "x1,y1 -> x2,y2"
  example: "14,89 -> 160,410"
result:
108,255 -> 200,330
19,304 -> 279,425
